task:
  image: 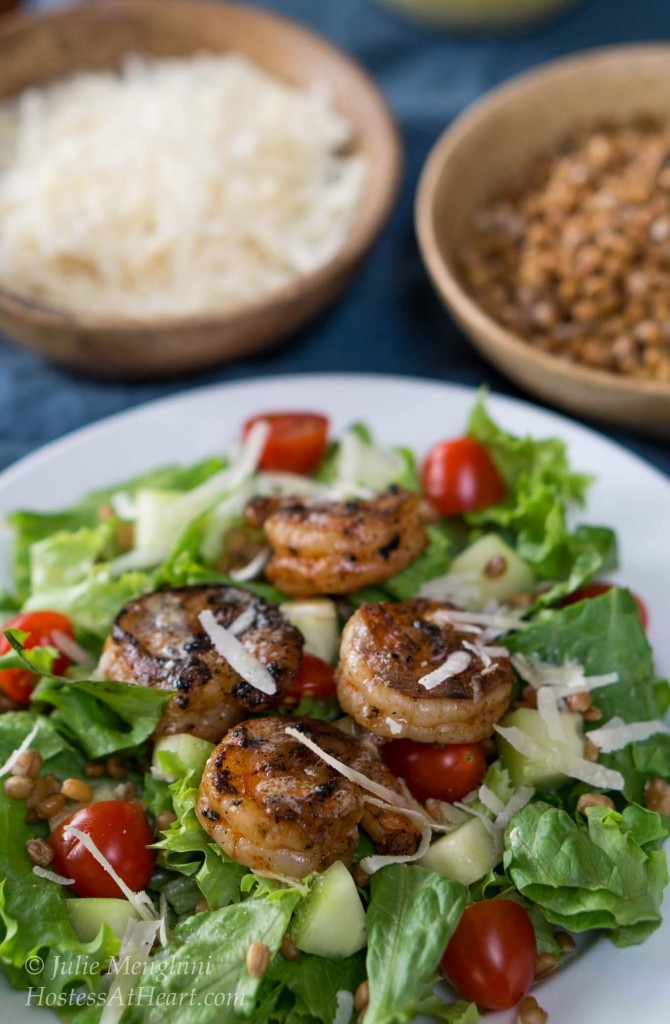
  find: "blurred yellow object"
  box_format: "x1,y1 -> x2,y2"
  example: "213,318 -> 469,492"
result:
378,0 -> 583,31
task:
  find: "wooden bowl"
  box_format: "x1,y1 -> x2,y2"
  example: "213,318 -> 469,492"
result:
416,46 -> 670,437
0,0 -> 402,378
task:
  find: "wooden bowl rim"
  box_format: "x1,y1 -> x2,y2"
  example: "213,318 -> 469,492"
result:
415,43 -> 670,401
0,0 -> 403,333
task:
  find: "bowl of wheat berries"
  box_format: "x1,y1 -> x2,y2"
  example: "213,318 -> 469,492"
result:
416,46 -> 670,436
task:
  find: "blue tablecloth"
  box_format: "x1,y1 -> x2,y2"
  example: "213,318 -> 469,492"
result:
1,0 -> 668,475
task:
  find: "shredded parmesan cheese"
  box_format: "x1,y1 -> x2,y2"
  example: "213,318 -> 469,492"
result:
284,725 -> 409,810
101,918 -> 162,1024
0,55 -> 366,318
64,826 -> 156,920
51,629 -> 95,669
229,549 -> 271,583
333,990 -> 355,1024
586,716 -> 670,753
227,604 -> 257,637
418,650 -> 472,690
359,796 -> 433,874
512,654 -> 618,696
0,721 -> 40,778
32,865 -> 74,886
200,609 -> 277,696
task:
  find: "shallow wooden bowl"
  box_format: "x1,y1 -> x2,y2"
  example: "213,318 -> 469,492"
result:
0,0 -> 402,378
416,46 -> 670,437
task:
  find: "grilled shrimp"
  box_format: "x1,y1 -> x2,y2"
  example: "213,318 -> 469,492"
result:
245,487 -> 427,597
196,716 -> 422,878
99,585 -> 303,743
337,599 -> 514,744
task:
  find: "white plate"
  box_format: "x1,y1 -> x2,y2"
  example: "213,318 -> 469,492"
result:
0,373 -> 668,1023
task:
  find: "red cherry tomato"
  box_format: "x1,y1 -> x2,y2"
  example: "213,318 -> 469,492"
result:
285,654 -> 337,705
50,801 -> 156,899
243,412 -> 329,475
0,610 -> 74,704
562,582 -> 649,630
421,438 -> 506,517
440,900 -> 536,1011
383,739 -> 486,803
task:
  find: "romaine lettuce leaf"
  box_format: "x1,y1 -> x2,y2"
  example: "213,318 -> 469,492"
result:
21,524 -> 151,639
154,775 -> 248,911
364,865 -> 466,1024
0,714 -> 118,1000
504,801 -> 669,946
258,952 -> 366,1024
467,397 -> 617,599
122,887 -> 301,1024
507,588 -> 670,801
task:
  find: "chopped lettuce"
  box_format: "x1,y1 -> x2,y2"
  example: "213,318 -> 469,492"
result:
467,397 -> 617,602
317,423 -> 419,492
154,774 -> 248,911
1,628 -> 171,757
507,588 -> 670,801
21,524 -> 151,639
258,952 -> 366,1024
122,888 -> 302,1024
364,865 -> 466,1024
0,714 -> 118,1000
504,801 -> 669,946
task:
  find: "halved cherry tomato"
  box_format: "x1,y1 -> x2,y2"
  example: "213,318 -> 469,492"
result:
50,801 -> 156,899
383,740 -> 486,804
243,412 -> 329,475
284,653 -> 337,706
421,438 -> 506,517
0,610 -> 74,704
562,582 -> 649,630
440,899 -> 536,1011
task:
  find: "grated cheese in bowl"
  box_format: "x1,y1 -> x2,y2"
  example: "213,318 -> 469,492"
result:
0,54 -> 367,319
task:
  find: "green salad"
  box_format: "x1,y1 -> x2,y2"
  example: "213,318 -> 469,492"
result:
0,398 -> 668,1024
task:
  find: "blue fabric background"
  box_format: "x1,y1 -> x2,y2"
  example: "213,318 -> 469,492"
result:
1,0 -> 668,474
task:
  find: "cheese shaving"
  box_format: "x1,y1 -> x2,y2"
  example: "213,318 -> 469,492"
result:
418,650 -> 472,690
229,548 -> 270,583
64,826 -> 156,920
495,723 -> 625,790
227,604 -> 257,637
478,784 -> 506,818
101,917 -> 162,1024
512,654 -> 619,696
51,630 -> 95,668
494,724 -> 545,761
32,865 -> 74,886
536,686 -> 566,741
0,721 -> 40,778
586,716 -> 670,753
430,608 -> 526,632
284,726 -> 410,810
359,796 -> 433,874
200,609 -> 276,695
333,990 -> 355,1024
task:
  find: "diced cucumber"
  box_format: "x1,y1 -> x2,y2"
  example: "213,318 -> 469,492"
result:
66,898 -> 139,942
443,534 -> 535,610
420,817 -> 499,885
290,860 -> 366,959
497,707 -> 584,789
152,733 -> 214,782
280,598 -> 340,664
